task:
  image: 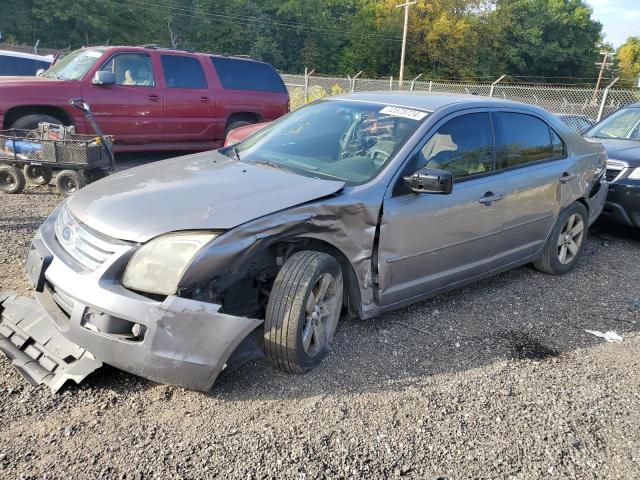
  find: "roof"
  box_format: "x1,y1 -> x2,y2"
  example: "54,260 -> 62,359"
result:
329,91 -> 525,112
84,45 -> 260,62
0,50 -> 54,62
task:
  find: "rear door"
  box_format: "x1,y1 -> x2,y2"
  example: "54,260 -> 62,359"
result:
81,52 -> 163,144
160,54 -> 216,145
377,111 -> 509,306
490,111 -> 572,261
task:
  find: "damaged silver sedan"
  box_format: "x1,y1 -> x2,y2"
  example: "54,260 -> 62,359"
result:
0,92 -> 609,392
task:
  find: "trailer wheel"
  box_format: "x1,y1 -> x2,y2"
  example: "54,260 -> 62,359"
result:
86,168 -> 109,183
24,165 -> 52,185
55,170 -> 86,195
0,165 -> 26,194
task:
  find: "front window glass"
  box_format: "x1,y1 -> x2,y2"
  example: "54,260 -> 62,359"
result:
231,100 -> 425,183
586,108 -> 640,140
42,48 -> 104,81
419,113 -> 494,179
99,53 -> 155,86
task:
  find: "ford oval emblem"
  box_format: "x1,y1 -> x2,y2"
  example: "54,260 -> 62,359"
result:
62,226 -> 72,241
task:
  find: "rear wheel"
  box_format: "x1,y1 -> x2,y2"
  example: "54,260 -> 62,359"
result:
24,164 -> 52,185
264,251 -> 343,373
55,170 -> 86,195
11,114 -> 66,130
225,120 -> 252,137
0,165 -> 26,194
533,202 -> 588,275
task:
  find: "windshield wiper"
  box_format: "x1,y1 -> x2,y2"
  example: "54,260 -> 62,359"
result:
253,159 -> 295,173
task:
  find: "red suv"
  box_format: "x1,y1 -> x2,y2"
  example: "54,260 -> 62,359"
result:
0,46 -> 289,151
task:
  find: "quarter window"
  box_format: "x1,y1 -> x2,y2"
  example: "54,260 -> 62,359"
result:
161,55 -> 207,89
494,112 -> 555,168
211,57 -> 287,93
419,113 -> 494,179
99,53 -> 155,86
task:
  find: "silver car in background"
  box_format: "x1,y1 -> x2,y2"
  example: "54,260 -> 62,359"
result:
0,92 -> 608,392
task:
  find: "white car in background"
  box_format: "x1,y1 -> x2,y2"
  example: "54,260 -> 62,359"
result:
0,50 -> 53,76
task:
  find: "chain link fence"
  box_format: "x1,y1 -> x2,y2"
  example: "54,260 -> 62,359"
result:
281,73 -> 640,121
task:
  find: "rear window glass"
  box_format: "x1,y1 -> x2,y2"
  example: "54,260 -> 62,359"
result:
161,55 -> 207,89
211,57 -> 286,93
494,112 -> 553,168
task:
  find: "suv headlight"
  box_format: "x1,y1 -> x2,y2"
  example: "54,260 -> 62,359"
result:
122,232 -> 220,295
627,167 -> 640,180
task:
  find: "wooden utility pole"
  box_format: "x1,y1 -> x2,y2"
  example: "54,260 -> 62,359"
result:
593,51 -> 613,103
396,0 -> 416,87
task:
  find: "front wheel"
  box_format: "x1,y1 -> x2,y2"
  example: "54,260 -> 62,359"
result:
533,202 -> 588,275
264,251 -> 343,374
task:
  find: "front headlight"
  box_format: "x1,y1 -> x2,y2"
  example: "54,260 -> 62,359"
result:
122,232 -> 220,295
627,167 -> 640,180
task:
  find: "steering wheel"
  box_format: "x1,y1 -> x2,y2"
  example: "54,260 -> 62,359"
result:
366,148 -> 390,166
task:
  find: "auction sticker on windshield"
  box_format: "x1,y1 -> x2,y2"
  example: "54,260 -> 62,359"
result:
379,106 -> 428,121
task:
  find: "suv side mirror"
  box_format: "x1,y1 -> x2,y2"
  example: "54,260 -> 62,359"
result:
92,71 -> 116,86
404,167 -> 453,194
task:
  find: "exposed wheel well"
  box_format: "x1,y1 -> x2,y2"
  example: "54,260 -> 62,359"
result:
4,105 -> 73,129
225,112 -> 261,130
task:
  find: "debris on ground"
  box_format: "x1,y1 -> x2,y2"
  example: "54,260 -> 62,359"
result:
584,330 -> 624,343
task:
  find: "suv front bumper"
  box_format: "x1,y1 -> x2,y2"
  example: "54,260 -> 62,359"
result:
601,179 -> 640,228
0,213 -> 262,392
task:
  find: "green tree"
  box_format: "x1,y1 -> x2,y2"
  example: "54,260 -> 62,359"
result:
617,37 -> 640,86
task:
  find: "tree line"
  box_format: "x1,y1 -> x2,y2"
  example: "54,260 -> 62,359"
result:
0,0 -> 637,85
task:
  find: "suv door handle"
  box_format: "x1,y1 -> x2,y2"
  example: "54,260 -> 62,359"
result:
148,94 -> 161,102
559,172 -> 576,184
478,192 -> 504,205
199,96 -> 210,102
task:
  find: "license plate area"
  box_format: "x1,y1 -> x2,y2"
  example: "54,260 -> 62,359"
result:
25,239 -> 52,292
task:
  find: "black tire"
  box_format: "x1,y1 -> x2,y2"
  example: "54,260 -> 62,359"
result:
533,202 -> 588,275
55,170 -> 86,195
0,165 -> 26,194
23,164 -> 52,185
225,120 -> 252,137
11,114 -> 66,130
264,251 -> 343,374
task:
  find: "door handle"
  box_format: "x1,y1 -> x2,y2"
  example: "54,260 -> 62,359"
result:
199,96 -> 210,102
478,192 -> 504,205
148,94 -> 161,102
559,172 -> 576,184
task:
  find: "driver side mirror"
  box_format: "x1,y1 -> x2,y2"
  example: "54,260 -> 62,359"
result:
92,71 -> 116,86
404,167 -> 453,194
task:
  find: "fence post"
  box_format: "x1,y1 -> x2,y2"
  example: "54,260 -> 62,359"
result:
428,80 -> 432,92
390,76 -> 393,91
351,71 -> 362,92
410,74 -> 422,91
304,68 -> 315,102
597,77 -> 619,122
489,74 -> 505,98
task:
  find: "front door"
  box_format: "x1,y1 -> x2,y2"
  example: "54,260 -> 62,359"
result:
82,52 -> 163,145
159,54 -> 216,145
377,111 -> 508,306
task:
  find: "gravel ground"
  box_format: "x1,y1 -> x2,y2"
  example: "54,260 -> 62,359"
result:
0,160 -> 639,479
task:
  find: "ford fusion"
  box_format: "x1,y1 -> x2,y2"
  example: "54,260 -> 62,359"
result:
0,93 -> 608,392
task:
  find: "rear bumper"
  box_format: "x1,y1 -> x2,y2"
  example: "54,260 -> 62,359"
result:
601,180 -> 640,228
0,211 -> 262,392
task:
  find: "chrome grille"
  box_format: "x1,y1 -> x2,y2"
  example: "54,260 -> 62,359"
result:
54,205 -> 119,271
604,160 -> 626,183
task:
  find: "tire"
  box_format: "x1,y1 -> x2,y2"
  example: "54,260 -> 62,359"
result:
86,168 -> 109,183
264,251 -> 343,374
533,202 -> 588,275
0,165 -> 26,194
55,170 -> 86,195
225,120 -> 252,137
23,164 -> 52,185
11,114 -> 66,130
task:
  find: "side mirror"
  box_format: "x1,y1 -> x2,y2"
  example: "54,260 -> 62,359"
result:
404,167 -> 453,194
92,71 -> 116,86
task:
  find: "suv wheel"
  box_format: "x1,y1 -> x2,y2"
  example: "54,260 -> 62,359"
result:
11,114 -> 66,130
533,202 -> 588,275
225,120 -> 251,137
264,251 -> 343,373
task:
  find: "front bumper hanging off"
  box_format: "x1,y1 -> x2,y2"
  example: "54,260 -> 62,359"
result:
0,292 -> 102,393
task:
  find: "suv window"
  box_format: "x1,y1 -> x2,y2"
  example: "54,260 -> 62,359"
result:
211,57 -> 286,93
494,112 -> 555,168
161,55 -> 207,89
0,55 -> 48,76
419,112 -> 494,179
99,53 -> 155,86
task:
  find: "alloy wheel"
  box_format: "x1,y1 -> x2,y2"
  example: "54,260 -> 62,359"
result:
302,273 -> 340,357
557,213 -> 585,264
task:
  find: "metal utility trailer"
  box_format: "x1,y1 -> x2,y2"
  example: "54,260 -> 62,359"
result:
0,99 -> 114,195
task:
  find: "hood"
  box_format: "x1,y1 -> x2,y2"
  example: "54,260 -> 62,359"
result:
593,139 -> 640,166
67,151 -> 345,242
0,76 -> 65,87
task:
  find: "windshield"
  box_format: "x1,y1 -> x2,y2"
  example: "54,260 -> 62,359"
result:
230,100 -> 426,183
586,107 -> 640,140
42,48 -> 105,80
